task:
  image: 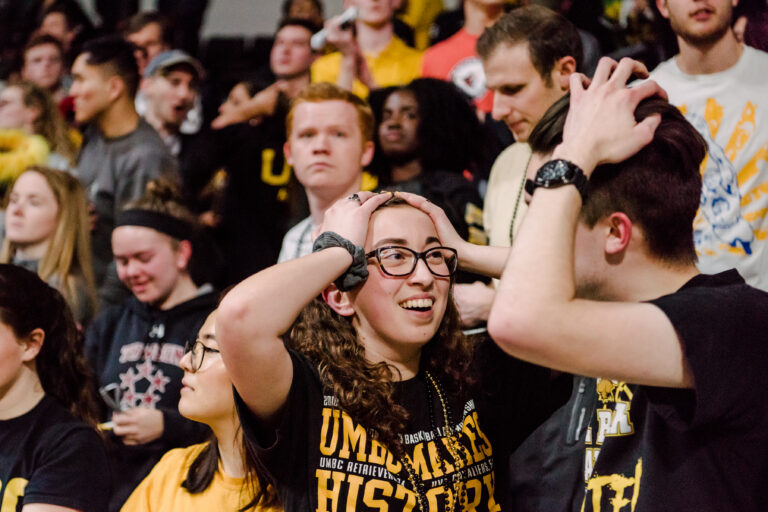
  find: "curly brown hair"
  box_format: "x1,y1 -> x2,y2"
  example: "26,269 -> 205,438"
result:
290,200 -> 476,456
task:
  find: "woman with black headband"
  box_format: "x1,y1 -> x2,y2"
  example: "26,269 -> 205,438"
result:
84,180 -> 217,511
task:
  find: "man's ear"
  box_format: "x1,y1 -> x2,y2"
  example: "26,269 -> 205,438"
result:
656,0 -> 670,19
21,328 -> 45,363
107,75 -> 126,102
322,283 -> 355,317
605,212 -> 633,256
360,140 -> 375,167
552,55 -> 578,91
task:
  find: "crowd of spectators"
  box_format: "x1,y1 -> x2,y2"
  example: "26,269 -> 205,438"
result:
1,0 -> 768,510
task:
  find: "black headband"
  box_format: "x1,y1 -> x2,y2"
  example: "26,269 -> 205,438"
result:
115,209 -> 195,241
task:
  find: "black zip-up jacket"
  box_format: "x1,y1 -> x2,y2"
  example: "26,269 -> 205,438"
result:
85,290 -> 217,511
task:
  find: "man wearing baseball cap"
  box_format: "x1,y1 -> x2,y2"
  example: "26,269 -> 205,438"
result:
140,50 -> 204,156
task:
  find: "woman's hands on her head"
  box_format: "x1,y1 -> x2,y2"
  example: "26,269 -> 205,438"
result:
396,191 -> 469,253
317,191 -> 392,247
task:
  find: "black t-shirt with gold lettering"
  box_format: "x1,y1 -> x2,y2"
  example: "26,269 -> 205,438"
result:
578,270 -> 768,511
235,339 -> 552,512
0,395 -> 110,512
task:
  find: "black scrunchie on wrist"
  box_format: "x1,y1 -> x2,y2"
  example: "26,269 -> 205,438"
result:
312,231 -> 369,291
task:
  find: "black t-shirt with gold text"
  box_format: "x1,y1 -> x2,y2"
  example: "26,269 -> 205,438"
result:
0,395 -> 110,512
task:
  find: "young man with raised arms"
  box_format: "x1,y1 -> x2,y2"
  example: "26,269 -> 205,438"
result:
404,57 -> 768,510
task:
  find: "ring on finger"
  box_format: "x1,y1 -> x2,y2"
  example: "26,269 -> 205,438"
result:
348,193 -> 361,203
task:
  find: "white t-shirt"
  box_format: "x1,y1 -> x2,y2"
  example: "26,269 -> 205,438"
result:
650,46 -> 768,291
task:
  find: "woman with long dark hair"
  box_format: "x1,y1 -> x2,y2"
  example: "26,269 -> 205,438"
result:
0,264 -> 109,511
216,192 -> 541,511
122,307 -> 279,511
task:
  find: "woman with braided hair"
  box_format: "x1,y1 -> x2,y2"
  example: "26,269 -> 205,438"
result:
217,192 -> 547,511
0,264 -> 110,511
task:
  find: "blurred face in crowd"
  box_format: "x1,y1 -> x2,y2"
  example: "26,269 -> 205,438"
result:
112,226 -> 191,309
0,86 -> 39,132
178,311 -> 234,425
270,24 -> 315,79
22,44 -> 65,91
347,0 -> 402,27
143,66 -> 198,129
657,0 -> 737,46
483,42 -> 569,142
40,12 -> 74,49
378,89 -> 420,161
5,171 -> 59,250
127,22 -> 169,74
286,0 -> 324,26
70,53 -> 114,123
285,99 -> 373,196
218,82 -> 251,118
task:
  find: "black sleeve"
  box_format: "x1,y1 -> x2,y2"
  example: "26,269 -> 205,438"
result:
234,350 -> 317,483
24,426 -> 111,512
648,284 -> 768,430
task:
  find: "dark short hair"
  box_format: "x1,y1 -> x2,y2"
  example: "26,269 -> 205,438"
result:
530,95 -> 705,265
277,17 -> 321,36
477,5 -> 583,83
79,36 -> 140,98
582,98 -> 705,264
124,10 -> 170,43
24,32 -> 65,59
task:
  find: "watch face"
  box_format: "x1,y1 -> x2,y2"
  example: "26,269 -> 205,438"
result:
537,160 -> 568,183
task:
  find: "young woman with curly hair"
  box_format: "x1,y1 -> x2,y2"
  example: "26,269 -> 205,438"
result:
217,192 -> 545,511
0,264 -> 109,511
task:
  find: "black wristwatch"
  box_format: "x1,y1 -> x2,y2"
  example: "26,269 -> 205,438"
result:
525,159 -> 588,201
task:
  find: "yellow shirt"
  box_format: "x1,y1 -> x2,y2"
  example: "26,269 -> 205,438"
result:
121,442 -> 279,512
398,0 -> 443,50
311,37 -> 423,98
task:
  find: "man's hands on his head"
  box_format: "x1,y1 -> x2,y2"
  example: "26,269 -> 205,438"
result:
553,57 -> 668,175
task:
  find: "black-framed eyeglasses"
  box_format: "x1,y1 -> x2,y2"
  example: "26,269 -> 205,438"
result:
183,339 -> 221,372
366,246 -> 458,277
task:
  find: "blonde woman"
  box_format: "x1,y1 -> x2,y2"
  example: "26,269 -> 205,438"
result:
0,80 -> 78,168
1,166 -> 97,325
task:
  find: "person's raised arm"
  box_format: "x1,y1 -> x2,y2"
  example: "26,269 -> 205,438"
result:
487,58 -> 694,388
216,192 -> 391,422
